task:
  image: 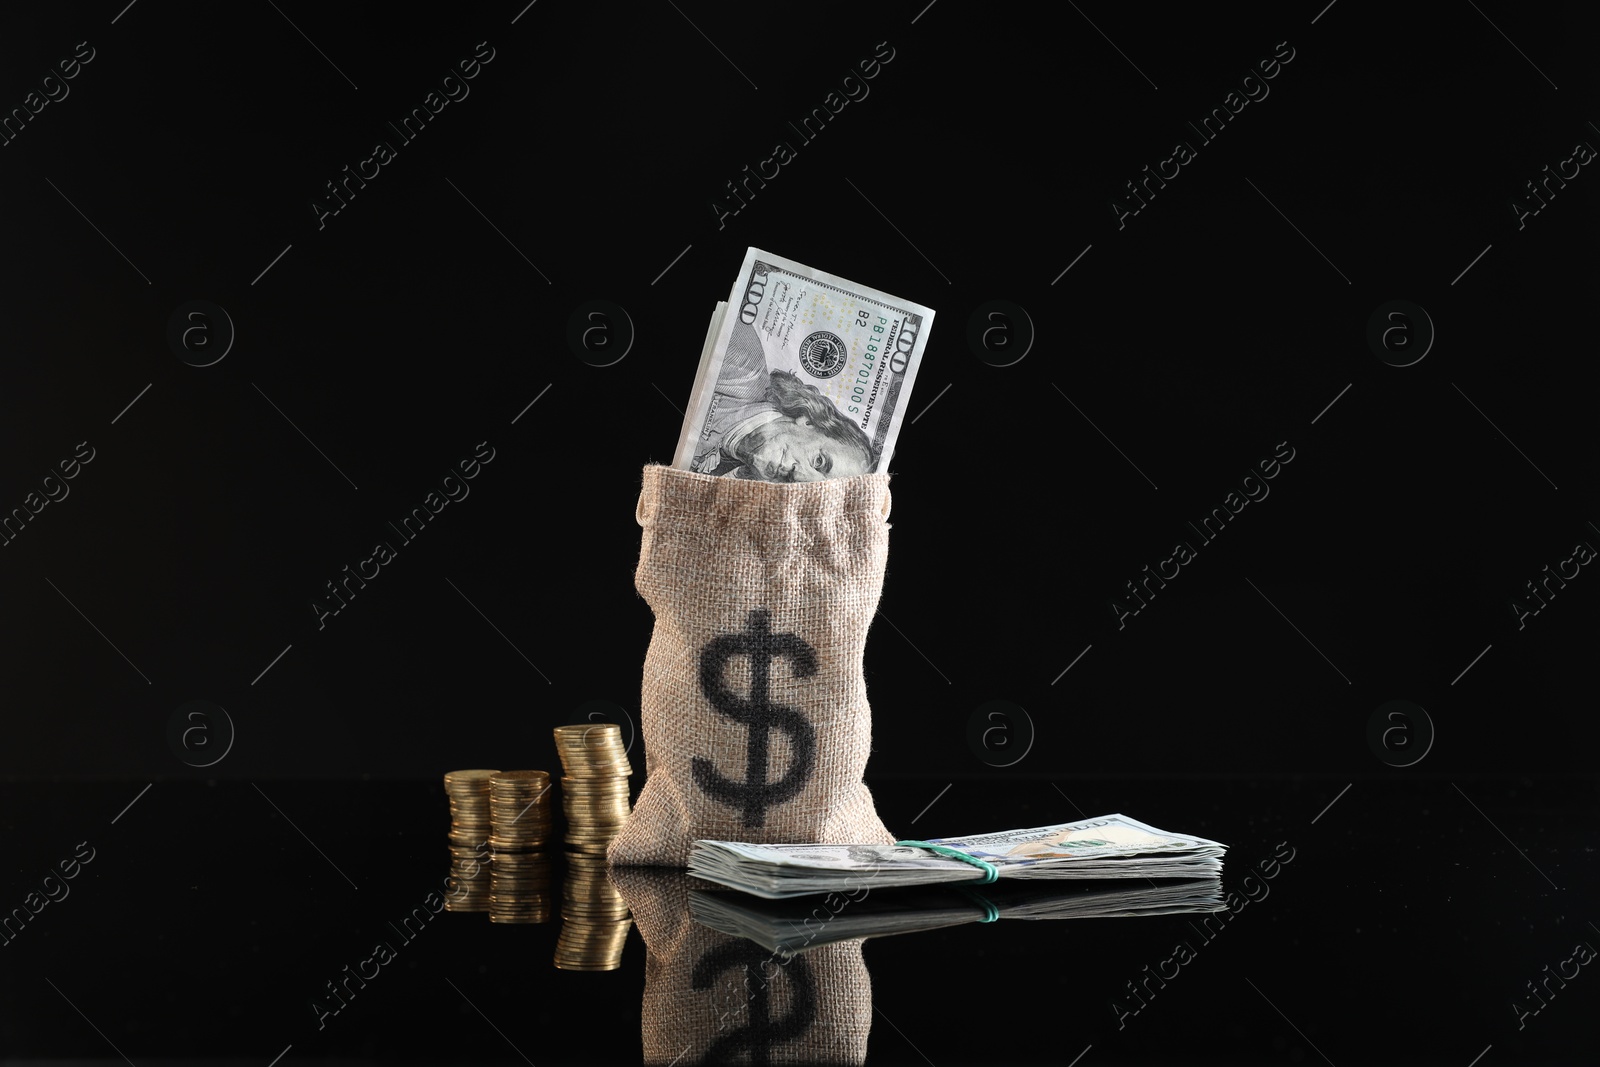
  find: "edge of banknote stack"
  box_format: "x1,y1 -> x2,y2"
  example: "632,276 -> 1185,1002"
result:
684,813 -> 1228,899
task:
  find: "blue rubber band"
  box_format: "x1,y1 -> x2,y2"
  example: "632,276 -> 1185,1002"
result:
894,840 -> 999,884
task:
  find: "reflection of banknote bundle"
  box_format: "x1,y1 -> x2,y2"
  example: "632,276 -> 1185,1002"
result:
672,248 -> 933,482
691,877 -> 1229,955
611,250 -> 935,868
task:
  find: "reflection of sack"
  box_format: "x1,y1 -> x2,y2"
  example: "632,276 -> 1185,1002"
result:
608,465 -> 895,867
611,866 -> 871,1066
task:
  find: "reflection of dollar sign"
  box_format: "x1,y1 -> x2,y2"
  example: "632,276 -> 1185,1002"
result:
692,940 -> 816,1064
692,609 -> 818,827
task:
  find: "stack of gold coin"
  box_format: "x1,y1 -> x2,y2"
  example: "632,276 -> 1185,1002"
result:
553,853 -> 631,970
444,769 -> 497,849
488,770 -> 554,850
553,723 -> 633,777
444,770 -> 499,912
489,850 -> 554,924
553,725 -> 633,853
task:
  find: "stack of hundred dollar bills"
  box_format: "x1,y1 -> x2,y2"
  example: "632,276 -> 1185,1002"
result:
688,814 -> 1227,899
671,247 -> 932,482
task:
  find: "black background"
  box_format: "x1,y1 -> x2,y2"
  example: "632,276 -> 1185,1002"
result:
1,1 -> 1596,1063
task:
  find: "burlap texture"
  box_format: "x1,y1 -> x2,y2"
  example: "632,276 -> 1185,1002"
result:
608,464 -> 895,866
611,866 -> 871,1066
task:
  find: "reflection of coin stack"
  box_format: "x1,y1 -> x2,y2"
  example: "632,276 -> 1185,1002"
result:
444,769 -> 497,912
489,850 -> 554,923
553,852 -> 632,971
488,771 -> 555,924
553,724 -> 633,854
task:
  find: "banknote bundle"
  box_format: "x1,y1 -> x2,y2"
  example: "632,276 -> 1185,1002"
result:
690,877 -> 1228,955
671,247 -> 933,483
688,814 -> 1228,899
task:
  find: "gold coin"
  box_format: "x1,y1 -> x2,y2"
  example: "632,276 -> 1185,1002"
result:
444,768 -> 499,788
491,769 -> 551,782
553,724 -> 621,742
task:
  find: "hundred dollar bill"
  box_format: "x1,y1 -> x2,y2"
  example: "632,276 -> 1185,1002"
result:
671,248 -> 934,482
688,814 -> 1228,899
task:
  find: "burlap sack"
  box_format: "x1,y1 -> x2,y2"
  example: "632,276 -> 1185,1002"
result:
608,464 -> 895,867
611,866 -> 872,1065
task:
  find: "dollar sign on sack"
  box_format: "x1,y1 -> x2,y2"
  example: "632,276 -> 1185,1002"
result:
692,609 -> 818,827
692,940 -> 816,1064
